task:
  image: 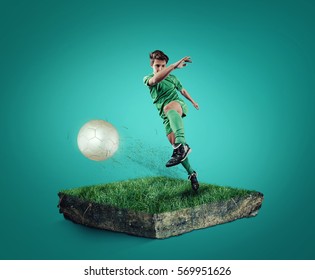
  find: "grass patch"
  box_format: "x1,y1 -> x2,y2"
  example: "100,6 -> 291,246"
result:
60,176 -> 256,214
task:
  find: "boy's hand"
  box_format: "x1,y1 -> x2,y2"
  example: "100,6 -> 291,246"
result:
193,101 -> 199,110
173,56 -> 192,69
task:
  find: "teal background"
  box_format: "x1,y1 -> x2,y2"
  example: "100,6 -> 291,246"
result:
1,0 -> 314,260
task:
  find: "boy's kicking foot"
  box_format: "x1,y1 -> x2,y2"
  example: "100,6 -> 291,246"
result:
165,143 -> 191,167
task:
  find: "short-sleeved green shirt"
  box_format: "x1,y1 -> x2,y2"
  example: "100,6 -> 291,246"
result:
143,73 -> 188,135
143,73 -> 188,115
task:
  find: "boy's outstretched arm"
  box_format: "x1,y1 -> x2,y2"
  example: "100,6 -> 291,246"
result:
148,56 -> 192,86
181,88 -> 199,110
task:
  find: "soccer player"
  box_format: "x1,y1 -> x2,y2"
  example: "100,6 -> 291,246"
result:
143,50 -> 200,191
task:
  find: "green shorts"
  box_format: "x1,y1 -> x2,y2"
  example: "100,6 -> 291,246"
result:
162,100 -> 188,135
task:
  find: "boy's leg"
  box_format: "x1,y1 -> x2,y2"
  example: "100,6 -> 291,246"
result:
181,157 -> 194,175
167,132 -> 199,191
166,110 -> 186,144
181,157 -> 199,191
164,101 -> 185,144
164,101 -> 190,167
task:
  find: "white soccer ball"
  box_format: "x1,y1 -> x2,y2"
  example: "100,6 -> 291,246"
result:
77,120 -> 119,161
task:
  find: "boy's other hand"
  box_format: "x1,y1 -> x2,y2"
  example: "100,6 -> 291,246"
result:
193,102 -> 199,110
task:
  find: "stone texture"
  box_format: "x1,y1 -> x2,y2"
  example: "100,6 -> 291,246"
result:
58,192 -> 263,239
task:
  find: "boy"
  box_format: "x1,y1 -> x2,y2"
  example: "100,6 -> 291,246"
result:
143,50 -> 200,191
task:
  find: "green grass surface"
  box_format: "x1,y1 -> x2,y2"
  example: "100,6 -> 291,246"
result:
60,176 -> 257,214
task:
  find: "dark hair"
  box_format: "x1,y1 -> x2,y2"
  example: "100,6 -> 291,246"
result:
149,50 -> 169,65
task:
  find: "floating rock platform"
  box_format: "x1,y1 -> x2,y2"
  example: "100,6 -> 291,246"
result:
57,177 -> 264,239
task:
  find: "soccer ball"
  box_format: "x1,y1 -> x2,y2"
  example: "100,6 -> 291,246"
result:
77,120 -> 119,161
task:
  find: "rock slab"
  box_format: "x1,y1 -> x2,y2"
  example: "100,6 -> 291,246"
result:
58,192 -> 264,239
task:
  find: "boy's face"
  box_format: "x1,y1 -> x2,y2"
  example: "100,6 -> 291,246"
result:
152,59 -> 166,73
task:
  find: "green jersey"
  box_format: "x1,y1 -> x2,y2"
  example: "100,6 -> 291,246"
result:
143,73 -> 185,117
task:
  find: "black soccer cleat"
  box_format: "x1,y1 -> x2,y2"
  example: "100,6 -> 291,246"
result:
188,171 -> 199,191
166,143 -> 191,167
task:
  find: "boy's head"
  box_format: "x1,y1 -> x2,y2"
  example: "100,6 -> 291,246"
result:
149,50 -> 169,73
149,50 -> 169,65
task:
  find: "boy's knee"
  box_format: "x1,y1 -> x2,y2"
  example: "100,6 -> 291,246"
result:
164,103 -> 182,116
163,103 -> 173,114
165,109 -> 178,117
